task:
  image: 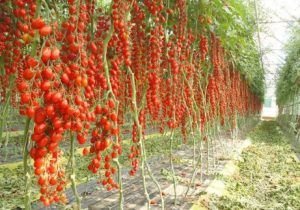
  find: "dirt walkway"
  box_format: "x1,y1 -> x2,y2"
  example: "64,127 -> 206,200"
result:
34,127 -> 251,210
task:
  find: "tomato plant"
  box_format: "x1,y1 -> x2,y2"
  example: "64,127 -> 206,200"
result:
0,0 -> 265,209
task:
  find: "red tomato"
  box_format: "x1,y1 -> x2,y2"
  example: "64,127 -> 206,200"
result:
61,73 -> 69,84
92,158 -> 100,166
104,162 -> 110,169
26,107 -> 35,118
111,127 -> 119,135
31,18 -> 45,29
34,123 -> 47,134
81,77 -> 88,87
41,47 -> 51,63
39,25 -> 52,36
50,133 -> 63,142
34,108 -> 46,124
22,68 -> 34,80
110,113 -> 117,122
111,151 -> 118,159
83,147 -> 90,156
38,177 -> 46,186
56,185 -> 63,192
51,92 -> 63,103
104,155 -> 110,162
111,167 -> 117,174
42,68 -> 54,80
77,134 -> 86,144
34,158 -> 44,168
45,105 -> 54,116
41,81 -> 51,91
17,81 -> 29,92
20,93 -> 31,104
26,57 -> 38,68
31,133 -> 43,142
107,99 -> 115,109
49,177 -> 57,185
105,170 -> 110,177
40,187 -> 47,194
48,142 -> 58,152
104,121 -> 111,131
37,136 -> 49,148
50,48 -> 60,60
35,168 -> 44,176
37,147 -> 47,158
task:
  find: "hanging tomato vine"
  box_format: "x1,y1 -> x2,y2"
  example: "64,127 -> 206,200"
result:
276,25 -> 300,107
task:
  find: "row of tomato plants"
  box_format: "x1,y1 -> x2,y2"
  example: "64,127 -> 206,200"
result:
0,0 -> 263,209
276,25 -> 300,107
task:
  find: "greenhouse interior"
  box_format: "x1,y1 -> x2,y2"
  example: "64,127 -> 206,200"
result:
0,0 -> 299,209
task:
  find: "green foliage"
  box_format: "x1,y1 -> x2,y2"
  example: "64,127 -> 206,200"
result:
276,26 -> 300,106
186,0 -> 265,101
214,0 -> 265,101
208,121 -> 300,210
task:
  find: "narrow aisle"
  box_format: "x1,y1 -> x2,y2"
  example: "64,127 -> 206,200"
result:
207,121 -> 300,210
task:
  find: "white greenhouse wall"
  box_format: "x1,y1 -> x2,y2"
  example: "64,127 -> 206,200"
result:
261,96 -> 278,118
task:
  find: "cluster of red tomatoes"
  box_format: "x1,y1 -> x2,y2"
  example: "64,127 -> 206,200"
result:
0,0 -> 262,207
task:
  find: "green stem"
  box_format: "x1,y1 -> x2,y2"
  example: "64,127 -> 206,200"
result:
211,125 -> 216,168
141,155 -> 150,209
0,75 -> 15,143
206,135 -> 209,175
114,159 -> 124,210
70,132 -> 81,209
128,69 -> 151,209
22,1 -> 42,209
102,7 -> 124,208
3,109 -> 10,160
169,130 -> 177,205
184,140 -> 202,197
144,149 -> 165,209
129,65 -> 165,209
23,118 -> 32,210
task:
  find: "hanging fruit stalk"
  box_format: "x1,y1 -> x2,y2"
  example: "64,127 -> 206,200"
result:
70,132 -> 81,209
23,118 -> 32,210
0,75 -> 15,143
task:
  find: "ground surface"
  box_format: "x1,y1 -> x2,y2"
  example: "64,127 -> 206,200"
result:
203,121 -> 300,210
1,121 -> 299,210
0,124 -> 249,210
32,129 -> 246,210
